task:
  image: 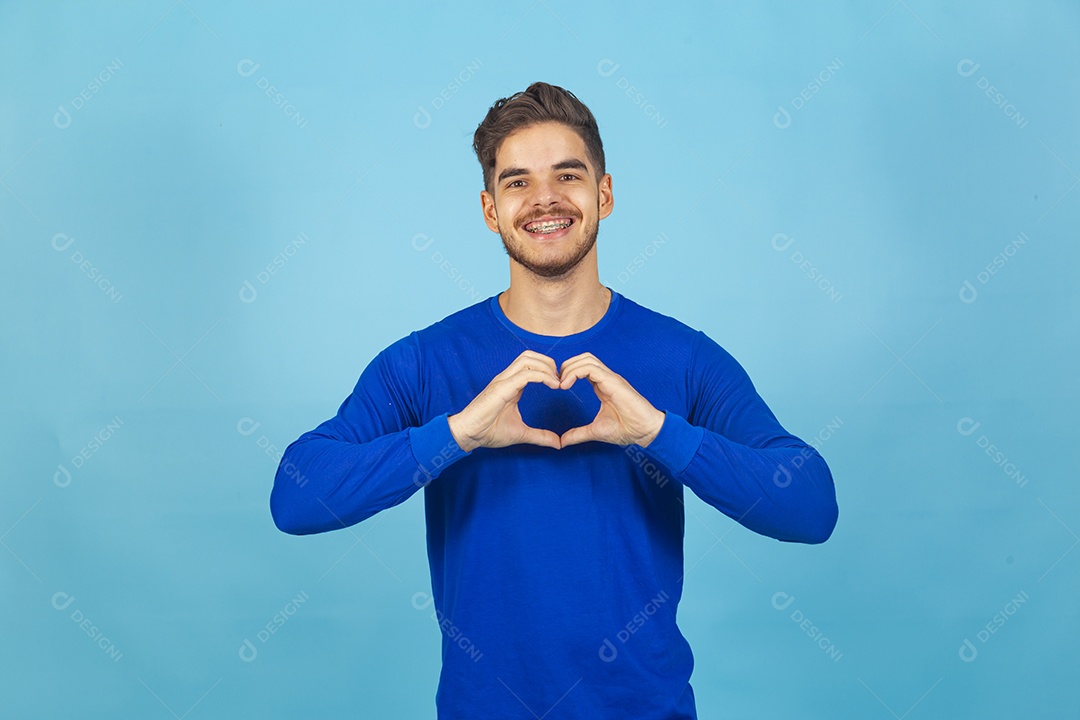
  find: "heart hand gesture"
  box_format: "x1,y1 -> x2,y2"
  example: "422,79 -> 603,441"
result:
447,350 -> 564,452
447,350 -> 665,452
557,352 -> 665,448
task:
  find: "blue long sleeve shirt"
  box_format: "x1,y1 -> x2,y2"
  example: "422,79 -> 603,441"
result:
270,288 -> 838,719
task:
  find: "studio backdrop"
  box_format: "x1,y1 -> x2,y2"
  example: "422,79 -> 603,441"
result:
2,1 -> 1077,717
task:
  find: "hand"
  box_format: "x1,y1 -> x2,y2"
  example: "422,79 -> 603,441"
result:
557,352 -> 665,448
447,350 -> 563,452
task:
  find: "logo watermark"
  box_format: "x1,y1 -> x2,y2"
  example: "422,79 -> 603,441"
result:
958,232 -> 1028,303
238,232 -> 309,303
411,592 -> 482,661
773,58 -> 843,130
956,417 -> 1028,488
598,590 -> 671,662
53,58 -> 124,129
772,591 -> 842,661
624,445 -> 669,489
51,591 -> 122,662
412,434 -> 466,489
771,233 -> 841,303
957,59 -> 1028,129
53,416 -> 123,488
410,233 -> 481,302
237,59 -> 309,129
239,590 -> 310,662
774,416 -> 841,488
51,233 -> 122,302
238,417 -> 309,488
413,59 -> 483,129
597,60 -> 668,129
958,589 -> 1029,662
617,233 -> 668,284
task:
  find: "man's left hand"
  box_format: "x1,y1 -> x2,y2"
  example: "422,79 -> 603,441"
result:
557,352 -> 665,448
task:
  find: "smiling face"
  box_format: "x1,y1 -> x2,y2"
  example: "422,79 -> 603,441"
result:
481,121 -> 613,279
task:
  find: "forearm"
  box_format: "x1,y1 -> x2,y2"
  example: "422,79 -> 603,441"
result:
270,413 -> 468,535
640,411 -> 838,544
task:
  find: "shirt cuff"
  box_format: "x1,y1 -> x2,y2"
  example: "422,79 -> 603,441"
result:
637,411 -> 704,477
408,412 -> 470,482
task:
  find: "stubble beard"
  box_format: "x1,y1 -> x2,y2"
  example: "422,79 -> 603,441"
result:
498,206 -> 600,279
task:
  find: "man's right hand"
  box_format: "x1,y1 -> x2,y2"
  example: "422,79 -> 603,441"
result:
447,350 -> 563,452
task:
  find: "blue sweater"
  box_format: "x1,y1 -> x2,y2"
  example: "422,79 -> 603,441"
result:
271,289 -> 838,719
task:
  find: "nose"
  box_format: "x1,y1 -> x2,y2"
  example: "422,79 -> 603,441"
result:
528,176 -> 564,208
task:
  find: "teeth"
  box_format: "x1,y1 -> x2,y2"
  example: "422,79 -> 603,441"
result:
526,219 -> 572,233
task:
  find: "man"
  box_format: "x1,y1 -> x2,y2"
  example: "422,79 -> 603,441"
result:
271,81 -> 838,719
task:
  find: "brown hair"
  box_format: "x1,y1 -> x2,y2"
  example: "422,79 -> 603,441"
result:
473,81 -> 605,195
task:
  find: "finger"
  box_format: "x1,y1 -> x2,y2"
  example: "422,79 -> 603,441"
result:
559,351 -> 597,369
560,422 -> 597,448
514,350 -> 559,377
478,369 -> 560,418
557,351 -> 600,386
559,352 -> 608,376
504,367 -> 562,393
558,359 -> 610,389
501,354 -> 559,386
496,364 -> 562,394
558,353 -> 591,377
493,351 -> 546,381
520,426 -> 562,450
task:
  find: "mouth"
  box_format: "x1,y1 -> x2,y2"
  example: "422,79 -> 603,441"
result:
521,216 -> 575,241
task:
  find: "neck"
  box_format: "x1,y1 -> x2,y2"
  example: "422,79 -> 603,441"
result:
499,261 -> 611,337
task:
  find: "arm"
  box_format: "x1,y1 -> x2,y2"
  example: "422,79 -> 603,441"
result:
269,332 -> 469,535
639,331 -> 838,544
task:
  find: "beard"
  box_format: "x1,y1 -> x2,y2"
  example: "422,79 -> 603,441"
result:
498,204 -> 599,279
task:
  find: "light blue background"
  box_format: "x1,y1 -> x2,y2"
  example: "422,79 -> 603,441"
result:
2,1 -> 1077,717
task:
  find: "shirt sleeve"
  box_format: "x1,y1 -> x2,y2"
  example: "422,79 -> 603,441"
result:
270,331 -> 471,535
637,330 -> 838,544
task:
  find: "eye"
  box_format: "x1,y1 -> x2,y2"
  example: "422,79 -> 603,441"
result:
507,179 -> 525,188
560,174 -> 579,181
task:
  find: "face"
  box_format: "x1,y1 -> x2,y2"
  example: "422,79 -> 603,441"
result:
481,121 -> 613,279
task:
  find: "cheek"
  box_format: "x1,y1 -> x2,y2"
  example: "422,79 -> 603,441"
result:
573,191 -> 597,212
498,202 -> 522,224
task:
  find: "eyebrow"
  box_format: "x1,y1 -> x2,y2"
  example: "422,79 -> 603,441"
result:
497,159 -> 589,184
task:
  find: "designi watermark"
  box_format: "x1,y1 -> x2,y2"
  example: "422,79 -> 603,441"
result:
53,58 -> 124,129
52,591 -> 122,662
412,591 -> 482,661
958,232 -> 1028,303
957,59 -> 1028,129
598,590 -> 671,662
774,58 -> 843,130
237,59 -> 309,128
772,591 -> 842,662
54,416 -> 123,488
413,59 -> 483,130
239,590 -> 310,662
958,589 -> 1029,662
597,59 -> 668,129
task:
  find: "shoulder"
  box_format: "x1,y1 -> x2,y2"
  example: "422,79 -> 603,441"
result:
615,292 -> 737,365
615,292 -> 700,340
410,294 -> 494,348
375,294 -> 496,366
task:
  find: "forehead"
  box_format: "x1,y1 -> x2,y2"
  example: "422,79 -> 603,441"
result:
495,122 -> 589,170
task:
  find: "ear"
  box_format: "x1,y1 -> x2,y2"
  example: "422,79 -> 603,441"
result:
598,173 -> 614,220
480,189 -> 499,233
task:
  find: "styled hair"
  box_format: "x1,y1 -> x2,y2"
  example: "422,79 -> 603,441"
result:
473,81 -> 605,195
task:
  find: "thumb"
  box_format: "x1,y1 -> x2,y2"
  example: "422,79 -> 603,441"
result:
521,425 -> 562,450
559,423 -> 596,448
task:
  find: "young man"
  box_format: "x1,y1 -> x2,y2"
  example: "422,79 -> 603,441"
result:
271,81 -> 838,719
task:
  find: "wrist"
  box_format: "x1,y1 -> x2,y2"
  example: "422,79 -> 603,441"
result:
637,409 -> 666,448
447,413 -> 478,453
